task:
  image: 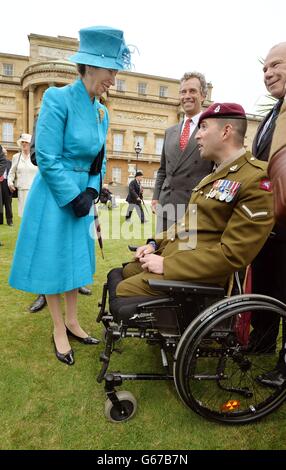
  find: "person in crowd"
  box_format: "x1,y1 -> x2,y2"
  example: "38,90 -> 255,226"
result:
0,145 -> 7,245
152,71 -> 213,233
255,73 -> 286,388
249,43 -> 286,361
8,133 -> 37,217
125,171 -> 146,223
99,183 -> 113,209
0,146 -> 13,226
9,26 -> 132,365
107,104 -> 274,309
27,118 -> 93,314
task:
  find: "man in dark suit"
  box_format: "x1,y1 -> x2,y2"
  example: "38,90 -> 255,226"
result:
152,71 -> 213,232
0,147 -> 13,226
250,42 -> 286,387
125,171 -> 146,223
0,145 -> 7,245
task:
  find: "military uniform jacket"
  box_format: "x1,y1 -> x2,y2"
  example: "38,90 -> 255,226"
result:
155,152 -> 274,287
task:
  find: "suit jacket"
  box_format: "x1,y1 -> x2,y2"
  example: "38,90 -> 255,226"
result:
154,152 -> 273,287
252,99 -> 284,161
126,179 -> 142,204
0,146 -> 6,212
0,146 -> 6,176
270,99 -> 286,157
252,109 -> 275,161
153,122 -> 213,221
252,101 -> 286,240
5,159 -> 11,177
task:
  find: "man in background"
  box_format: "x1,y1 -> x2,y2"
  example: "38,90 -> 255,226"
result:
250,43 -> 286,364
0,146 -> 13,226
125,171 -> 146,224
0,145 -> 7,246
152,71 -> 213,232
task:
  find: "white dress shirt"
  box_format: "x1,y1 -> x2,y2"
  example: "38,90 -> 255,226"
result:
181,112 -> 202,139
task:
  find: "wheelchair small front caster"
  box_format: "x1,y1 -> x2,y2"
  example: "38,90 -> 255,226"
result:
105,391 -> 137,423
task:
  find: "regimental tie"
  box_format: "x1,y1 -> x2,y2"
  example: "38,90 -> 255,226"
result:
179,118 -> 191,150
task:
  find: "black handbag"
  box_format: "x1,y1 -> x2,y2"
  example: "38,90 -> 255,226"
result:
89,145 -> 105,203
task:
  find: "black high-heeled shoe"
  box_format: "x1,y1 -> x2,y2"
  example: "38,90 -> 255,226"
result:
52,335 -> 75,365
65,326 -> 100,345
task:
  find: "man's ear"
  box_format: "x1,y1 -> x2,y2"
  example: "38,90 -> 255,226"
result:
222,124 -> 232,139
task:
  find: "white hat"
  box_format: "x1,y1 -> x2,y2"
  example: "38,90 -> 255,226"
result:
17,133 -> 32,147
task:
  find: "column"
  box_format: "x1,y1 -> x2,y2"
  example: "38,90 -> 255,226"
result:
22,91 -> 28,133
28,85 -> 35,134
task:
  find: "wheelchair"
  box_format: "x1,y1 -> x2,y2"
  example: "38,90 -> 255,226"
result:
97,266 -> 286,424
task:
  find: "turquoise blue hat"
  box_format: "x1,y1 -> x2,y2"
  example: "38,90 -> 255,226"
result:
69,26 -> 131,70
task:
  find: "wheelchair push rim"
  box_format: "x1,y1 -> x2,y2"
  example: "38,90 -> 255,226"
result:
174,294 -> 286,424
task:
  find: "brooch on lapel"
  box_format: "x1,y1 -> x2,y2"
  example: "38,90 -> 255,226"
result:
98,108 -> 105,122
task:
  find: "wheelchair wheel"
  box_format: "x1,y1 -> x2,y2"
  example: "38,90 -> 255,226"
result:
174,294 -> 286,424
105,391 -> 137,423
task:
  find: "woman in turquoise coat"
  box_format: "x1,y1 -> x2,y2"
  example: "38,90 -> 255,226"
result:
9,26 -> 131,365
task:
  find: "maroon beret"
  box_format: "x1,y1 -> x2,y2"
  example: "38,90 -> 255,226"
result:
198,102 -> 246,127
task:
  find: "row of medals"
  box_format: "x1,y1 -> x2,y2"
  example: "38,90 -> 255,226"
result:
206,179 -> 241,203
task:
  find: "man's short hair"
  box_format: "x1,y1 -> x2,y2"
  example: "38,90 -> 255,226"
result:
180,71 -> 208,98
216,118 -> 248,146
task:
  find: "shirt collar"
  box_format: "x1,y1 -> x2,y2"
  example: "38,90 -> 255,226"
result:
183,112 -> 202,127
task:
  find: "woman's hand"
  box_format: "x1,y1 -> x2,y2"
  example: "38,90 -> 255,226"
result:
71,191 -> 93,217
8,184 -> 16,192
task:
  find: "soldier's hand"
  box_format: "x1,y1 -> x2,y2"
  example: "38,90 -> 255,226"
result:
135,244 -> 155,259
139,254 -> 164,274
151,199 -> 158,214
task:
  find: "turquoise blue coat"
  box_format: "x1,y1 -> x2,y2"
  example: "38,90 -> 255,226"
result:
9,79 -> 108,294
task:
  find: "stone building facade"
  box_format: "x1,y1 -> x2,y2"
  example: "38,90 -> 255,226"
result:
0,33 -> 262,195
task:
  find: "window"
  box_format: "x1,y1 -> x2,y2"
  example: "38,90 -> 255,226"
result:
3,63 -> 13,76
138,82 -> 147,95
155,137 -> 164,155
2,122 -> 14,142
116,79 -> 125,92
159,86 -> 168,98
128,164 -> 136,176
113,133 -> 123,152
134,136 -> 145,153
112,167 -> 121,183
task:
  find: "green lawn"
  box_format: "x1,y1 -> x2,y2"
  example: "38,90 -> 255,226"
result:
0,200 -> 286,450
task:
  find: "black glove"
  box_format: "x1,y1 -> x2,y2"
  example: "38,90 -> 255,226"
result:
71,187 -> 98,217
86,187 -> 98,200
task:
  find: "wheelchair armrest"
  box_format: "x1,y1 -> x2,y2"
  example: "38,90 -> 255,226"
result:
147,279 -> 225,296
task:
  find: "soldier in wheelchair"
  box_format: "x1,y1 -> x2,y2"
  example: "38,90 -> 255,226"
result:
97,103 -> 286,423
